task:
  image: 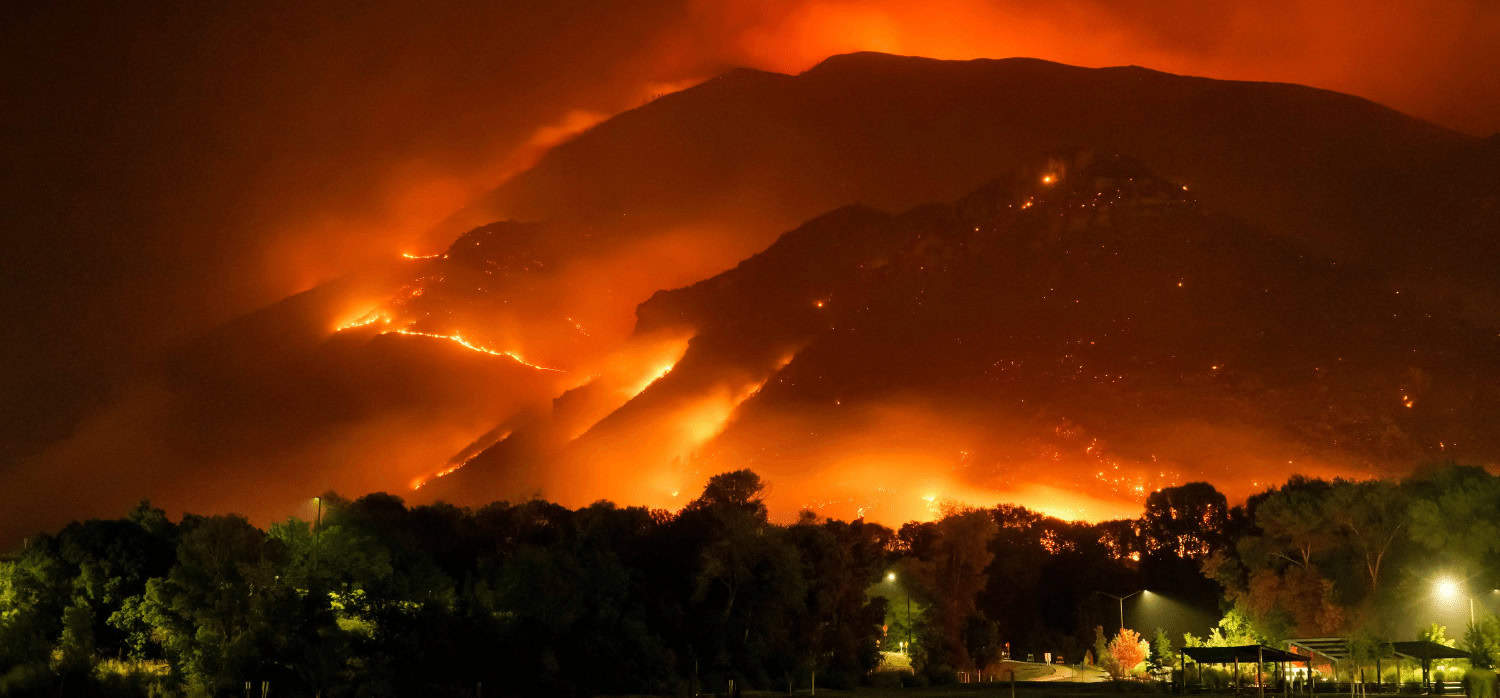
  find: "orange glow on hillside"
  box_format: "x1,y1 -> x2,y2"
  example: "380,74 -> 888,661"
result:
411,430 -> 511,491
383,329 -> 566,372
333,308 -> 565,373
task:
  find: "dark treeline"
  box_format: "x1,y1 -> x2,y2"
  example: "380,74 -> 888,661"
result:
2,464 -> 1498,697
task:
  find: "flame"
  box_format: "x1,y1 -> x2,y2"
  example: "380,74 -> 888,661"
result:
334,308 -> 565,373
383,328 -> 566,372
335,309 -> 392,331
411,429 -> 512,490
411,441 -> 492,489
410,462 -> 462,490
631,361 -> 679,396
401,251 -> 447,260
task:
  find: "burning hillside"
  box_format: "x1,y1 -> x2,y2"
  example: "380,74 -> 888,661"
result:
5,54 -> 1496,542
422,153 -> 1500,521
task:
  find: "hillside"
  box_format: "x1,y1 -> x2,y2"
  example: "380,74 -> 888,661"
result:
425,154 -> 1500,521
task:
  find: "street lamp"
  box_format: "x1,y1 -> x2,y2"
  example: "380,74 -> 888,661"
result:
888,571 -> 910,654
311,496 -> 324,574
1094,589 -> 1146,632
1434,577 -> 1475,625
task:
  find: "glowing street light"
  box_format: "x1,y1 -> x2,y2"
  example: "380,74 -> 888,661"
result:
1094,589 -> 1147,632
1434,577 -> 1475,625
887,571 -> 910,654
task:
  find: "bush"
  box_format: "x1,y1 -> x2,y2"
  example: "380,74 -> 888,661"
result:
0,663 -> 55,697
1466,668 -> 1497,698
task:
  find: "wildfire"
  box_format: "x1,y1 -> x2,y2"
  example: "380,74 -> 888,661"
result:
335,309 -> 392,331
630,361 -> 679,396
411,462 -> 464,490
334,309 -> 565,372
1041,173 -> 1057,185
384,328 -> 566,372
401,251 -> 447,260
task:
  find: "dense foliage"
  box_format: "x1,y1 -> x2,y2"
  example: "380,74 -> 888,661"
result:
3,464 -> 1500,696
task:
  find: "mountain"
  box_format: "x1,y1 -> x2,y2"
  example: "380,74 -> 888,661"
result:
8,53 -> 1496,541
422,153 -> 1500,522
455,53 -> 1496,298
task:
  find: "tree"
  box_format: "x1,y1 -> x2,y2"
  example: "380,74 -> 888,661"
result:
1094,625 -> 1113,673
1150,627 -> 1175,672
686,469 -> 769,520
1107,628 -> 1148,679
1185,609 -> 1263,648
1251,477 -> 1333,569
1466,616 -> 1500,669
55,596 -> 95,675
679,470 -> 809,691
1421,622 -> 1454,647
0,539 -> 70,670
786,516 -> 892,688
139,515 -> 299,695
902,507 -> 997,676
1326,480 -> 1408,595
1407,465 -> 1500,578
1141,483 -> 1227,560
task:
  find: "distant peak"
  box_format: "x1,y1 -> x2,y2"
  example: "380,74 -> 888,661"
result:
802,52 -> 1072,76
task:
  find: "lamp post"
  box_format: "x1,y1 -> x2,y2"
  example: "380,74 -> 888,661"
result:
312,496 -> 323,574
888,572 -> 910,654
1093,589 -> 1146,632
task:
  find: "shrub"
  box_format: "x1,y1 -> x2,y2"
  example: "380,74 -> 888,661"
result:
1466,668 -> 1498,698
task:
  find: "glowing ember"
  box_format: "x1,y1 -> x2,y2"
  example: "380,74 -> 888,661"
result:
1041,173 -> 1057,184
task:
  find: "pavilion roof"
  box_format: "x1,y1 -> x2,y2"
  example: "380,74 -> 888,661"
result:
1287,638 -> 1471,662
1287,638 -> 1350,660
1183,645 -> 1313,664
1390,641 -> 1471,661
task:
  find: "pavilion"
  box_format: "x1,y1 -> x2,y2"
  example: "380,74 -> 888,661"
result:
1181,645 -> 1313,695
1288,637 -> 1472,691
